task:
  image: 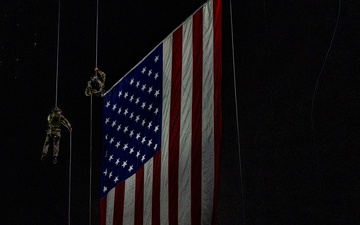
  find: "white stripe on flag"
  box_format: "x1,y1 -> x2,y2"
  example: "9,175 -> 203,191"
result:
143,157 -> 154,225
124,174 -> 136,225
178,16 -> 193,225
161,35 -> 172,225
202,1 -> 215,225
106,188 -> 115,225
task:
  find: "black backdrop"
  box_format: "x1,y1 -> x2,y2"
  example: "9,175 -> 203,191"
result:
1,0 -> 359,224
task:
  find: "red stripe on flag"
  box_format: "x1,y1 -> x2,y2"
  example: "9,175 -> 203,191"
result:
100,197 -> 107,225
191,9 -> 203,225
169,27 -> 182,225
212,0 -> 222,224
152,150 -> 161,224
113,182 -> 125,225
135,167 -> 144,225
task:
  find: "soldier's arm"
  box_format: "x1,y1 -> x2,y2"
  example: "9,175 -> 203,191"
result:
61,115 -> 72,132
97,70 -> 106,83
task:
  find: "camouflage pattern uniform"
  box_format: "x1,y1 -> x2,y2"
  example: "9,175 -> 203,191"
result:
85,68 -> 106,97
41,107 -> 72,164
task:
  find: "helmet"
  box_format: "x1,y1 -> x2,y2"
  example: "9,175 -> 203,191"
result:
52,107 -> 62,113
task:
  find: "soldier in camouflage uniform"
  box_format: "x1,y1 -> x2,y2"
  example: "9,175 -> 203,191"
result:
85,67 -> 106,97
41,107 -> 72,164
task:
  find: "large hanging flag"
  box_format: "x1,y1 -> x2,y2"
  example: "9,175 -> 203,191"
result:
100,0 -> 222,224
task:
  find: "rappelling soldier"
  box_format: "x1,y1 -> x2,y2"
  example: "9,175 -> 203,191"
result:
41,107 -> 72,164
85,67 -> 106,97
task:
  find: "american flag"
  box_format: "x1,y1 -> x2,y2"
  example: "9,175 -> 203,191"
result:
100,0 -> 222,224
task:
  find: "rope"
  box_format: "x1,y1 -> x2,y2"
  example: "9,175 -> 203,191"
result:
229,0 -> 246,224
55,0 -> 61,107
95,0 -> 99,68
310,1 -> 340,223
89,95 -> 93,225
68,131 -> 73,225
89,0 -> 99,223
310,0 -> 341,194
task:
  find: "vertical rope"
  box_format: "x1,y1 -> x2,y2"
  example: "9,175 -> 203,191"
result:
310,1 -> 341,223
89,0 -> 99,224
89,95 -> 93,225
55,0 -> 61,107
229,0 -> 246,224
95,0 -> 99,68
68,131 -> 72,225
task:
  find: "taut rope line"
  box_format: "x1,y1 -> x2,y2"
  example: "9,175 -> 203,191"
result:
229,0 -> 246,224
89,0 -> 100,224
55,0 -> 61,107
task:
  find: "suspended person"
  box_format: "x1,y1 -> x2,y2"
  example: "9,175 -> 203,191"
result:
41,107 -> 72,164
85,67 -> 106,97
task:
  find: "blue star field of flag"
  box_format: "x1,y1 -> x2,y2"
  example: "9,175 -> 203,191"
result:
100,45 -> 163,197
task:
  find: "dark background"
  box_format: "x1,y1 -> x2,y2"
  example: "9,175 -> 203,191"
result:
1,0 -> 359,224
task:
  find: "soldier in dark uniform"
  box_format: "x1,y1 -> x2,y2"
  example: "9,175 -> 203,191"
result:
41,107 -> 72,164
85,67 -> 106,97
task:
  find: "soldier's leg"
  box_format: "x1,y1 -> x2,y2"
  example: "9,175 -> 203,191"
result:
41,134 -> 51,160
85,81 -> 93,96
85,86 -> 92,96
52,135 -> 60,164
